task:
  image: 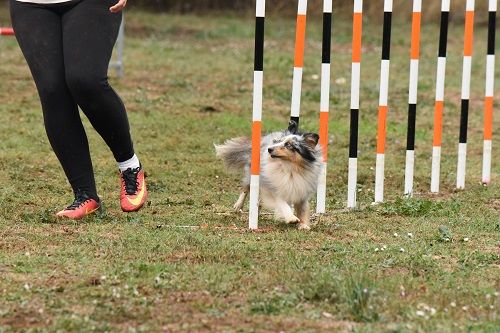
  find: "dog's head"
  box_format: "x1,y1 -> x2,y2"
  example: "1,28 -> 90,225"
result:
267,132 -> 320,165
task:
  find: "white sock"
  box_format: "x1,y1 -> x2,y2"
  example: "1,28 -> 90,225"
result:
118,154 -> 140,172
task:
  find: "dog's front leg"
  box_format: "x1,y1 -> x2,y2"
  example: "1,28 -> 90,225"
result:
295,200 -> 311,230
233,186 -> 249,212
274,199 -> 300,224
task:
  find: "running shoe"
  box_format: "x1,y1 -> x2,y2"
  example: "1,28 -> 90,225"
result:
56,191 -> 101,219
120,165 -> 147,212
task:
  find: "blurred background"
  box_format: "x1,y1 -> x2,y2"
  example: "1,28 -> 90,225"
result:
126,0 -> 491,22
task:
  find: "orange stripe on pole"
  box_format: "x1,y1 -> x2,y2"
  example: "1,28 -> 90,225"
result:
376,106 -> 388,154
294,15 -> 307,67
410,12 -> 421,60
352,13 -> 362,63
250,121 -> 262,175
319,112 -> 329,161
433,101 -> 444,146
484,96 -> 493,140
464,11 -> 474,56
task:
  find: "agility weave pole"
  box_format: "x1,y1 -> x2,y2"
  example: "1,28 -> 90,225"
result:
374,0 -> 393,204
248,0 -> 265,230
347,0 -> 363,209
430,0 -> 451,193
248,0 -> 496,228
404,0 -> 422,197
316,0 -> 332,214
456,0 -> 475,189
482,0 -> 496,185
290,0 -> 308,126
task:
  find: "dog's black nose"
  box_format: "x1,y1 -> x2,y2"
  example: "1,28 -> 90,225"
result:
268,148 -> 274,154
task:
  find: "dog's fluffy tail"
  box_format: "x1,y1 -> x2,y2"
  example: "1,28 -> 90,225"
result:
214,137 -> 251,171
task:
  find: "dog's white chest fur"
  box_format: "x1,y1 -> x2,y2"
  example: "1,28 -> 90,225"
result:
263,157 -> 320,204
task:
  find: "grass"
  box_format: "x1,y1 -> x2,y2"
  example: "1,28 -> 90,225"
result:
0,7 -> 499,333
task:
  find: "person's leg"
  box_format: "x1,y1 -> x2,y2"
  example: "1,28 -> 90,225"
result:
62,0 -> 135,164
62,0 -> 147,212
9,0 -> 98,200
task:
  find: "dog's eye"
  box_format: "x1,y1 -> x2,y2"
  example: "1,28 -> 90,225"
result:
284,142 -> 292,149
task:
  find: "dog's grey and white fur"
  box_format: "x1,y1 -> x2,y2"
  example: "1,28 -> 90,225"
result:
215,121 -> 322,229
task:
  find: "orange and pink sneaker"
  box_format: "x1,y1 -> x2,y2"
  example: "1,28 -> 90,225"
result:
56,191 -> 101,219
119,165 -> 147,212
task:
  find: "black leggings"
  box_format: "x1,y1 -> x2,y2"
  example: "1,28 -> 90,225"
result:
10,0 -> 134,200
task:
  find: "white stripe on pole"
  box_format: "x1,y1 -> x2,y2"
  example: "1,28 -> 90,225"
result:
485,55 -> 495,97
256,0 -> 265,17
435,57 -> 447,101
374,154 -> 385,203
490,0 -> 497,11
298,0 -> 308,15
323,0 -> 332,12
347,158 -> 357,208
354,0 -> 363,13
461,56 -> 472,99
316,162 -> 327,213
404,150 -> 415,195
409,59 -> 419,104
384,0 -> 393,12
249,175 -> 260,229
291,67 -> 303,118
482,140 -> 492,184
379,60 -> 390,106
442,0 -> 451,11
413,0 -> 422,12
431,146 -> 441,193
466,0 -> 475,11
350,62 -> 361,109
456,143 -> 467,189
320,63 -> 330,111
253,71 -> 263,121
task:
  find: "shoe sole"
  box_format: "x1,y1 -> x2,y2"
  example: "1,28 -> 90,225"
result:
121,202 -> 145,212
56,205 -> 102,220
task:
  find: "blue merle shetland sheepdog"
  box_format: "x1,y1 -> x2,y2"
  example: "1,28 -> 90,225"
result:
215,121 -> 322,230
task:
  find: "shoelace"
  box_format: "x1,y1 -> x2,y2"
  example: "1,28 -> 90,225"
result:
66,192 -> 92,210
122,167 -> 140,195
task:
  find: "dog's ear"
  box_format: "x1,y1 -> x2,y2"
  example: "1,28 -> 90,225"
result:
287,120 -> 298,134
303,133 -> 319,147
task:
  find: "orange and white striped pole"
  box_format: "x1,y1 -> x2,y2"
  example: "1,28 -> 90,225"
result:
347,0 -> 363,209
374,0 -> 393,203
430,0 -> 450,193
404,0 -> 422,196
316,0 -> 332,214
290,0 -> 308,126
482,0 -> 496,185
456,0 -> 475,189
249,0 -> 265,230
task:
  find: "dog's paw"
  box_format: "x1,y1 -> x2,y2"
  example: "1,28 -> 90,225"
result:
285,215 -> 300,224
298,223 -> 311,230
233,203 -> 243,212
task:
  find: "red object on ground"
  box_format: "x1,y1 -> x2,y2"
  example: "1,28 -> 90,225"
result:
0,27 -> 14,36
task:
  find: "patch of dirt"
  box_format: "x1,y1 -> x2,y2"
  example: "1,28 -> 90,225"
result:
148,291 -> 357,333
486,198 -> 500,212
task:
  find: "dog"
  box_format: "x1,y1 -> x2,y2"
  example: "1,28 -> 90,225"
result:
215,121 -> 322,230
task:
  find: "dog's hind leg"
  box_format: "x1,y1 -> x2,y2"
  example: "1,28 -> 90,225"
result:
295,200 -> 311,230
233,186 -> 249,212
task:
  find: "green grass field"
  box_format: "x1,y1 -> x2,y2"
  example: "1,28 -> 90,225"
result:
0,8 -> 498,333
